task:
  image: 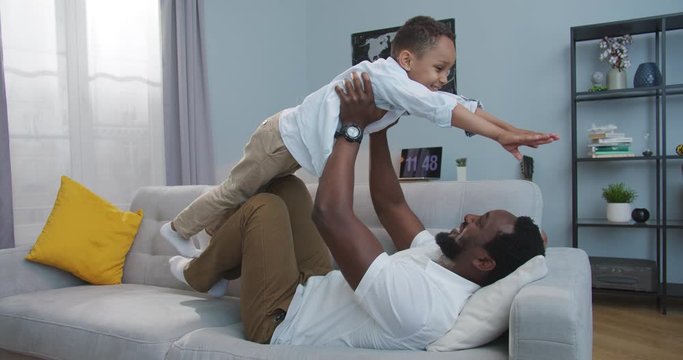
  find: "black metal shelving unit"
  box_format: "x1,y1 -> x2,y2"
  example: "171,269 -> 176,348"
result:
571,12 -> 683,314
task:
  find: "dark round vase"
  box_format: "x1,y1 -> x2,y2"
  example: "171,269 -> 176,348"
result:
633,62 -> 661,88
631,208 -> 650,223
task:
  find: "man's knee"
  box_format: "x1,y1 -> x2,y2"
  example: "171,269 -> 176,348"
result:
267,175 -> 307,195
243,193 -> 287,218
266,176 -> 313,207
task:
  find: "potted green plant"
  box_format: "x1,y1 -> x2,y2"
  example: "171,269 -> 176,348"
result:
455,157 -> 467,181
599,35 -> 632,90
602,182 -> 637,222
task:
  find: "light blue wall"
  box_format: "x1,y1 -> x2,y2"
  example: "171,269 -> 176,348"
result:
204,0 -> 683,281
203,0 -> 308,177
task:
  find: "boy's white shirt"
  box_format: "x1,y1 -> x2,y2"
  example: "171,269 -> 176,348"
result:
279,57 -> 480,177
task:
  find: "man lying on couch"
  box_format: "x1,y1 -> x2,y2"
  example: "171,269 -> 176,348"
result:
168,73 -> 546,349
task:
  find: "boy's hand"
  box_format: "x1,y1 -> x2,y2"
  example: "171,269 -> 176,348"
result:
497,130 -> 558,160
335,72 -> 387,129
510,127 -> 560,148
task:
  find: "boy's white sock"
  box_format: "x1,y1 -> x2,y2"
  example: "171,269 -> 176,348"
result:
168,256 -> 228,298
192,230 -> 211,253
207,279 -> 229,298
169,255 -> 191,286
161,222 -> 201,258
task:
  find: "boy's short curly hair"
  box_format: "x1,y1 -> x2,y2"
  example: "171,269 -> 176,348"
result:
482,216 -> 546,286
390,16 -> 455,59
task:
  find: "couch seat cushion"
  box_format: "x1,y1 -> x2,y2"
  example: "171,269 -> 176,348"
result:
0,284 -> 240,360
166,326 -> 508,360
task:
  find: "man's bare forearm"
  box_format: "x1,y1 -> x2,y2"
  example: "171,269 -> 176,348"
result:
369,131 -> 405,214
313,139 -> 383,289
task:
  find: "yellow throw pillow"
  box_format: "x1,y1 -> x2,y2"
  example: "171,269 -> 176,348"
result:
26,176 -> 143,285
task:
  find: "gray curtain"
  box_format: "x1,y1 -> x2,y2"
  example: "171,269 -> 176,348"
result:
160,0 -> 215,185
0,16 -> 15,249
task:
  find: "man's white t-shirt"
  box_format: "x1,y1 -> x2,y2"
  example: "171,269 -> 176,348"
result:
270,230 -> 480,350
279,57 -> 480,177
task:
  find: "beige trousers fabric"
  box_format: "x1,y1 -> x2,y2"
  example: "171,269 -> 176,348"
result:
173,113 -> 301,239
183,175 -> 333,344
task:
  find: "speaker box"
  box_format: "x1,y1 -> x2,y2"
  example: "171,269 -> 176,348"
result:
590,256 -> 658,292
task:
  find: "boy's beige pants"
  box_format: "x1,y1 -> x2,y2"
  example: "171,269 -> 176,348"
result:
173,113 -> 301,238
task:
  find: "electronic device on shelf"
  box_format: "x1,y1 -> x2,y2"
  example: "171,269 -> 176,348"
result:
590,256 -> 657,293
399,147 -> 442,180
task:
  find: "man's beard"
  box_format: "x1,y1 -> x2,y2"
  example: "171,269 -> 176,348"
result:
435,232 -> 465,260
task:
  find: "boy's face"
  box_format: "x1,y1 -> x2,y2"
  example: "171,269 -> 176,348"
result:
402,35 -> 455,92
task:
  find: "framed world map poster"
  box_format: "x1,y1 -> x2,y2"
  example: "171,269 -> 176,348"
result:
351,18 -> 456,94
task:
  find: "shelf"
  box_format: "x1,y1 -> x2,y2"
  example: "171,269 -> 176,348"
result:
666,83 -> 683,95
571,12 -> 683,41
571,12 -> 681,315
577,219 -> 683,229
577,155 -> 660,162
577,218 -> 660,228
665,220 -> 683,229
574,84 -> 683,102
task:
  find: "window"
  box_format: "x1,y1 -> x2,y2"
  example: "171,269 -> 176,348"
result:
1,0 -> 165,246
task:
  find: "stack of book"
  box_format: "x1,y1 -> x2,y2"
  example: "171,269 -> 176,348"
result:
587,124 -> 634,158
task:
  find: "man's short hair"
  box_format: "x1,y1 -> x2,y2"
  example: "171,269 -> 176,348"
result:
390,16 -> 455,59
482,216 -> 545,286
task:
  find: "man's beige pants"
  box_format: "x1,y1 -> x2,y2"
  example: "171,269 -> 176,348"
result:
173,113 -> 301,238
183,176 -> 333,343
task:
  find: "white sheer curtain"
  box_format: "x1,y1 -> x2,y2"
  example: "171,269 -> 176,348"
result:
0,0 -> 165,246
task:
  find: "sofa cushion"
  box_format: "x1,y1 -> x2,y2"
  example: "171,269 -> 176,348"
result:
0,284 -> 240,360
25,176 -> 143,285
427,255 -> 548,351
166,326 -> 509,360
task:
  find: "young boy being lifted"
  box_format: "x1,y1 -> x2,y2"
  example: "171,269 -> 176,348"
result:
161,15 -> 559,257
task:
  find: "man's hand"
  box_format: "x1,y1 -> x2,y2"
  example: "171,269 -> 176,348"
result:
497,130 -> 559,160
335,72 -> 386,129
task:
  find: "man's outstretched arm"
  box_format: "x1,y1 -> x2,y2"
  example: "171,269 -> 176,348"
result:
369,127 -> 425,251
312,73 -> 384,289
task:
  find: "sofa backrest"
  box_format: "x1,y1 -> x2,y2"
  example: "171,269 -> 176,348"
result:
308,180 -> 543,255
123,185 -> 211,289
122,180 -> 542,292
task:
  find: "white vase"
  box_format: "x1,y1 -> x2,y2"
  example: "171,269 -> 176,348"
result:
606,203 -> 632,223
607,68 -> 627,90
456,166 -> 467,181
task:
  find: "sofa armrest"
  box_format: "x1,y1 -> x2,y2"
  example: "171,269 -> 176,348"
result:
0,245 -> 85,299
509,247 -> 592,360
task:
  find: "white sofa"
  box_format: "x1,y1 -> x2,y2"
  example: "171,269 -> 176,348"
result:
0,180 -> 592,360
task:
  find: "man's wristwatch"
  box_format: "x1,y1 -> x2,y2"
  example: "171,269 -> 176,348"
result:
335,123 -> 363,143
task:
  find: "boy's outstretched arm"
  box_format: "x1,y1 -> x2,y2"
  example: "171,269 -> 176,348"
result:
474,108 -> 560,142
451,105 -> 558,160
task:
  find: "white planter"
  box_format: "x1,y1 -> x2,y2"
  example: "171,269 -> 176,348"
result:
607,68 -> 627,90
456,166 -> 467,181
606,203 -> 632,223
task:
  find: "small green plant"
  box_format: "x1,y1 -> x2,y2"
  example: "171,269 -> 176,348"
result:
588,85 -> 608,92
455,157 -> 467,167
602,182 -> 637,203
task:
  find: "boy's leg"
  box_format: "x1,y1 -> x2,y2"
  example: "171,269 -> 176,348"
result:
172,113 -> 300,239
264,176 -> 333,280
184,192 -> 300,344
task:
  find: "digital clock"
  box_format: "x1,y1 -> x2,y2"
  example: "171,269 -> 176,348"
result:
399,147 -> 442,180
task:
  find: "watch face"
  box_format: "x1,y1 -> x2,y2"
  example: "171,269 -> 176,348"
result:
346,126 -> 361,139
